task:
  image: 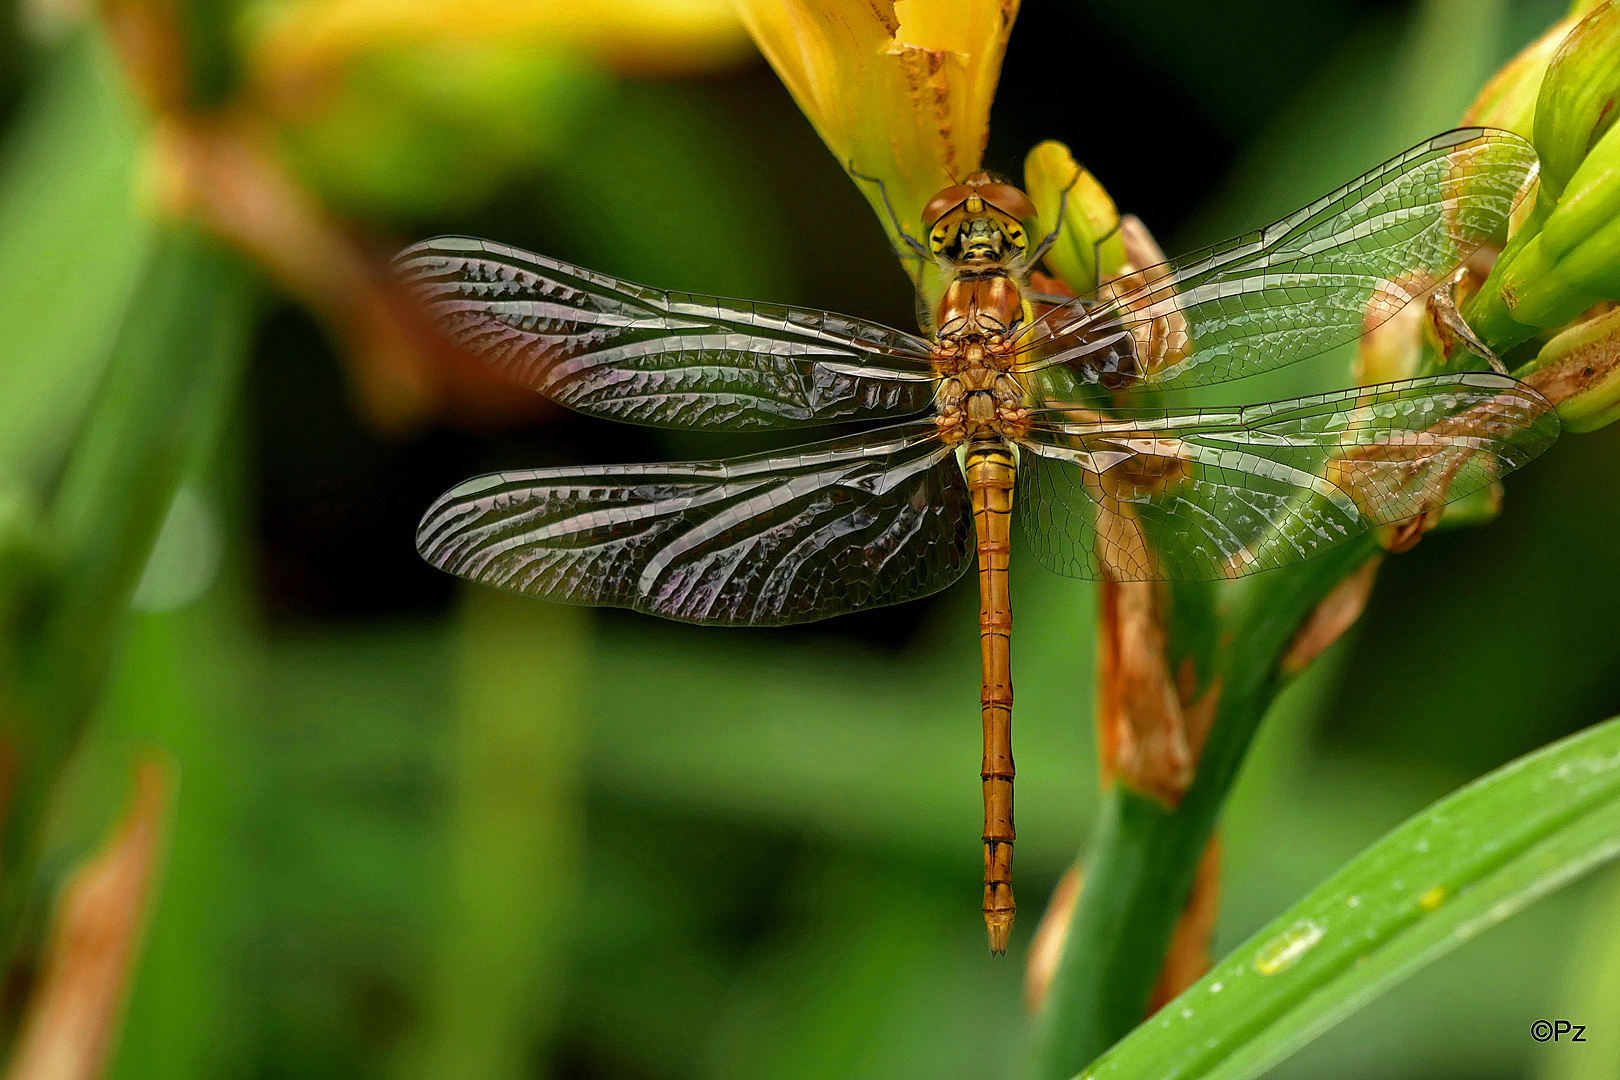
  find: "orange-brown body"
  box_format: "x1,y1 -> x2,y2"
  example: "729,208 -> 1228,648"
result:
917,171 -> 1055,952
936,275 -> 1025,340
881,163 -> 1072,950
966,441 -> 1018,953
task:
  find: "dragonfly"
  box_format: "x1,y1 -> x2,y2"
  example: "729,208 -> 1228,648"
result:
398,128 -> 1558,954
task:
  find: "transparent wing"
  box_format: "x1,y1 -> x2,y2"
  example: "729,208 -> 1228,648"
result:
396,237 -> 939,430
1015,129 -> 1539,389
417,423 -> 972,625
1017,373 -> 1558,581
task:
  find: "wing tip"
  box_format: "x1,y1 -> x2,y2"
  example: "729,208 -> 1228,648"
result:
392,235 -> 490,273
1435,125 -> 1534,154
415,473 -> 509,568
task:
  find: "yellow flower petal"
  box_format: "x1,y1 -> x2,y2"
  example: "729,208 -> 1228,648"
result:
735,0 -> 1019,258
249,0 -> 755,87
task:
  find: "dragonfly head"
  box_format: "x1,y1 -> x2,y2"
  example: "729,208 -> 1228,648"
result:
922,173 -> 1038,269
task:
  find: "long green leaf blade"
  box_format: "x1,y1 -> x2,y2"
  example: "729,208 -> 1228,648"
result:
0,32 -> 148,491
0,225 -> 256,955
1080,714 -> 1620,1080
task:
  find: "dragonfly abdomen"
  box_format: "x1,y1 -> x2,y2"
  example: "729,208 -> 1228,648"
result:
965,439 -> 1017,953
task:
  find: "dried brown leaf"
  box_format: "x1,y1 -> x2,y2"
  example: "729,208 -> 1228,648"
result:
6,757 -> 172,1080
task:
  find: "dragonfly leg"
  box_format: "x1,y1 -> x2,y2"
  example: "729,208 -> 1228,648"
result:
846,161 -> 934,262
1429,268 -> 1507,373
1090,216 -> 1125,287
1026,166 -> 1084,271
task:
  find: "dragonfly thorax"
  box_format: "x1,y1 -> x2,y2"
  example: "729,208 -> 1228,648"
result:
932,361 -> 1028,445
935,273 -> 1025,340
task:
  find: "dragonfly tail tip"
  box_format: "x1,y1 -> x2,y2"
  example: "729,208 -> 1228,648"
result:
985,914 -> 1014,955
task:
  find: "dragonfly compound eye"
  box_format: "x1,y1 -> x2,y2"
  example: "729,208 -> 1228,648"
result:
975,183 -> 1037,225
923,184 -> 972,229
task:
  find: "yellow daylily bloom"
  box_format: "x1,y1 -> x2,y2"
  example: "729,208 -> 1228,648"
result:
249,0 -> 755,85
243,0 -> 756,220
735,0 -> 1020,258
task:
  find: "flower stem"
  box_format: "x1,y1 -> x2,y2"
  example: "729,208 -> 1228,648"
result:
1029,536 -> 1379,1080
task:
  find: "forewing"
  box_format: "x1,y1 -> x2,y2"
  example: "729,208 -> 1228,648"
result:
417,423 -> 972,625
1018,373 -> 1558,581
396,237 -> 939,430
1016,129 -> 1539,389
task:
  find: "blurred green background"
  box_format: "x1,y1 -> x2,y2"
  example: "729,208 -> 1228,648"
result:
3,0 -> 1619,1078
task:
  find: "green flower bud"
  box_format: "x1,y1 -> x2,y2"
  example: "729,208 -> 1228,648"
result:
1466,99 -> 1620,346
1541,119 -> 1620,268
1466,230 -> 1604,346
1533,1 -> 1620,202
1519,303 -> 1620,432
1023,140 -> 1125,294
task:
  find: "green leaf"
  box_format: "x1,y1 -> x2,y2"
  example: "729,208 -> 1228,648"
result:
0,31 -> 148,493
1077,712 -> 1620,1080
1538,866 -> 1620,1080
0,225 -> 256,954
